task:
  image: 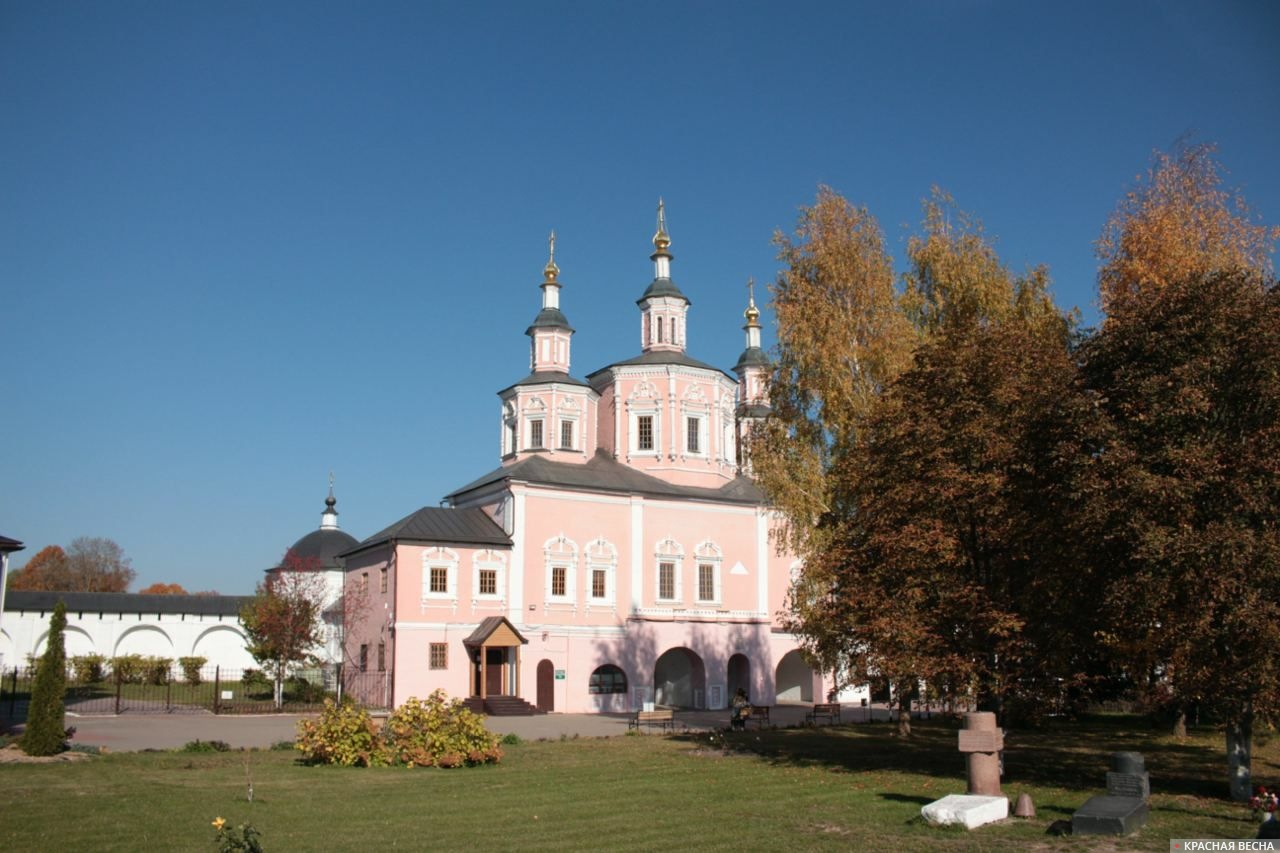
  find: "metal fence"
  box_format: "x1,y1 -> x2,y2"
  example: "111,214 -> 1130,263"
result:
1,662 -> 391,718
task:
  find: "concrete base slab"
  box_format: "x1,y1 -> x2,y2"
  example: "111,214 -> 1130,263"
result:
921,794 -> 1010,829
1071,795 -> 1148,835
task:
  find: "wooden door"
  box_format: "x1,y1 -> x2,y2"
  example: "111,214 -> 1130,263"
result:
485,648 -> 505,696
537,659 -> 554,712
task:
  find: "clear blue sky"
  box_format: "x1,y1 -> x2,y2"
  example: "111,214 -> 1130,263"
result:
3,1 -> 1277,593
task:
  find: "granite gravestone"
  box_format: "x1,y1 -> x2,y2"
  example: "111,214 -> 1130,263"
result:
1071,751 -> 1149,836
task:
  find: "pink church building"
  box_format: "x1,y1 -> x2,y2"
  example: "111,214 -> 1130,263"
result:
342,207 -> 827,714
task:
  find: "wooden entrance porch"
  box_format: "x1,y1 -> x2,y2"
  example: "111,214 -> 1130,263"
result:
462,616 -> 539,716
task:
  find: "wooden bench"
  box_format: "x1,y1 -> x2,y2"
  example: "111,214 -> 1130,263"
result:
806,702 -> 842,724
629,708 -> 676,732
733,704 -> 770,729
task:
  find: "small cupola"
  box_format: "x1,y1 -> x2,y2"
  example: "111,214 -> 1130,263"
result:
637,199 -> 691,354
526,231 -> 574,374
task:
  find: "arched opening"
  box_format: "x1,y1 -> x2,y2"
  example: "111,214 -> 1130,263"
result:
727,653 -> 751,702
775,649 -> 818,703
653,647 -> 706,709
537,659 -> 555,712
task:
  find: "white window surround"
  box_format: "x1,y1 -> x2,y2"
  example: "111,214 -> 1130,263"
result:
544,534 -> 578,603
585,537 -> 617,605
654,538 -> 683,604
471,549 -> 507,601
694,541 -> 722,605
627,382 -> 660,457
421,547 -> 460,602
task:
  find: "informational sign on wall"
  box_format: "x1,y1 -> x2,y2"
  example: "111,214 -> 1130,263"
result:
555,669 -> 566,680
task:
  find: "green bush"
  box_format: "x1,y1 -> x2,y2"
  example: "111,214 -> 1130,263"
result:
178,656 -> 207,685
182,739 -> 231,753
110,654 -> 146,684
70,654 -> 106,684
500,732 -> 522,746
285,675 -> 327,704
143,656 -> 172,686
380,691 -> 503,768
295,698 -> 383,767
240,669 -> 271,694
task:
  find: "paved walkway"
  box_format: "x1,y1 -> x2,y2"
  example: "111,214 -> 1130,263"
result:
3,703 -> 907,752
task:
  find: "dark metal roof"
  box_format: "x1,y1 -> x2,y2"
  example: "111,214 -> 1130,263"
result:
463,616 -> 529,647
587,349 -> 735,382
733,346 -> 770,371
344,506 -> 510,557
447,449 -> 765,505
524,307 -> 574,335
288,528 -> 360,570
498,371 -> 591,394
637,277 -> 690,304
0,534 -> 24,553
4,590 -> 253,616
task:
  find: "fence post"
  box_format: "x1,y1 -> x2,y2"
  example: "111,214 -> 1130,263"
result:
114,667 -> 122,715
166,675 -> 172,713
214,666 -> 220,715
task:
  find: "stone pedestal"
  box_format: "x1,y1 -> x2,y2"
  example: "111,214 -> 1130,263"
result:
959,712 -> 1003,796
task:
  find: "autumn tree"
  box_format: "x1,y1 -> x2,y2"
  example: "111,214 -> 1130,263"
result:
240,550 -> 326,708
139,582 -> 188,595
750,188 -> 915,704
21,600 -> 69,755
6,545 -> 68,590
6,538 -> 134,592
1097,142 -> 1278,322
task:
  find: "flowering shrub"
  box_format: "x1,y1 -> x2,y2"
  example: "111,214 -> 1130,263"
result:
295,698 -> 384,766
1251,786 -> 1279,820
212,817 -> 262,853
380,691 -> 503,768
295,691 -> 502,768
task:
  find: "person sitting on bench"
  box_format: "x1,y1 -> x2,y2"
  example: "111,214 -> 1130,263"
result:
730,688 -> 750,730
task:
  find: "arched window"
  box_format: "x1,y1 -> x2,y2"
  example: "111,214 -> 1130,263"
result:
589,664 -> 628,695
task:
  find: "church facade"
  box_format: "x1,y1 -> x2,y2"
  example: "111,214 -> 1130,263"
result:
342,208 -> 831,714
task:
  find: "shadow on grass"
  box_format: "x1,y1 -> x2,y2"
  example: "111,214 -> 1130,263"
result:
673,714 -> 1236,800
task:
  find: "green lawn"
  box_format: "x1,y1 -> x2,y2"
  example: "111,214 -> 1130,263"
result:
0,715 -> 1271,851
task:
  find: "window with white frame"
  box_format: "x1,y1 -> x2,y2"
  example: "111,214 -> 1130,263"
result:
654,538 -> 683,604
544,534 -> 577,603
472,550 -> 506,601
585,538 -> 617,605
559,419 -> 574,450
421,547 -> 459,601
637,415 -> 654,451
627,383 -> 659,457
529,418 -> 545,449
686,415 -> 702,455
694,541 -> 722,605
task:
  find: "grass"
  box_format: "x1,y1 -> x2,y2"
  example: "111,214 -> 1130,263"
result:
2,678 -> 328,715
0,714 -> 1273,851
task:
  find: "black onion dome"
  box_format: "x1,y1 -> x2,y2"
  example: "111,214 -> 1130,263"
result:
287,527 -> 359,570
637,277 -> 690,304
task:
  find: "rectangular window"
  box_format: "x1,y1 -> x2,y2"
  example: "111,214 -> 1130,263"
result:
429,642 -> 447,670
552,566 -> 567,597
379,567 -> 388,594
360,572 -> 369,595
560,419 -> 574,450
479,568 -> 497,596
592,568 -> 607,599
507,420 -> 517,454
658,561 -> 675,600
698,563 -> 715,602
638,415 -> 654,451
687,416 -> 701,454
377,642 -> 386,672
430,566 -> 449,594
530,419 -> 544,448
359,644 -> 368,673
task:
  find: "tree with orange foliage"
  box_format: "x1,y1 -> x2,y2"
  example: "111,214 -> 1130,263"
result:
240,549 -> 326,708
1097,142 -> 1278,321
139,582 -> 188,595
1087,143 -> 1280,801
6,545 -> 69,590
6,538 -> 134,592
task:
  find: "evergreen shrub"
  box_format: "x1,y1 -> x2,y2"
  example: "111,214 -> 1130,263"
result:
21,601 -> 70,756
